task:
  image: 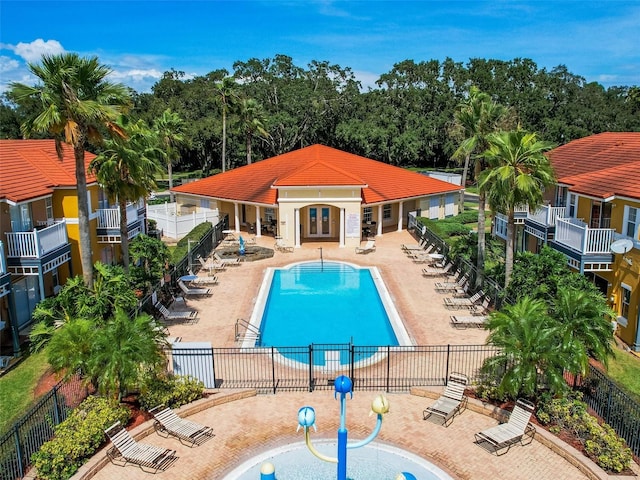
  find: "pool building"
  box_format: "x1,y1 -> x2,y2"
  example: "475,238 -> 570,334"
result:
172,144 -> 462,249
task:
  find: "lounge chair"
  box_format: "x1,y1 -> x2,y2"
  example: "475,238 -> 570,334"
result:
434,276 -> 468,293
213,252 -> 242,266
274,237 -> 294,253
421,262 -> 453,277
406,244 -> 434,258
185,269 -> 218,286
475,399 -> 536,455
401,239 -> 426,251
355,240 -> 376,254
105,421 -> 177,473
149,405 -> 214,447
178,280 -> 212,297
470,297 -> 491,316
443,291 -> 484,310
450,315 -> 488,329
197,255 -> 226,273
155,302 -> 198,323
423,373 -> 468,427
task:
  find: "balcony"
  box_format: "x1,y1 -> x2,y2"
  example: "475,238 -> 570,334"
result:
524,205 -> 566,241
549,217 -> 614,272
5,221 -> 69,258
96,204 -> 144,243
4,221 -> 72,277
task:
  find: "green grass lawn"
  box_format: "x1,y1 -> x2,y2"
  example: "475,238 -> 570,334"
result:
0,350 -> 50,433
606,348 -> 640,401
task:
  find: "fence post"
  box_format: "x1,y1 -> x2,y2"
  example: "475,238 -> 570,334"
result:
349,344 -> 355,383
13,424 -> 24,478
605,378 -> 613,424
308,345 -> 314,392
386,346 -> 391,393
271,347 -> 277,394
211,347 -> 217,389
52,385 -> 61,425
445,344 -> 451,382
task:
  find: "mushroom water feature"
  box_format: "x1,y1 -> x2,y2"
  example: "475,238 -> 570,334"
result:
282,375 -> 412,480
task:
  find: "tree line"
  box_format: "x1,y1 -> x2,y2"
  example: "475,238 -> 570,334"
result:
3,55 -> 639,175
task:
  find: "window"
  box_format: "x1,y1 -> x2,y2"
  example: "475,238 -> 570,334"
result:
555,187 -> 567,207
383,204 -> 392,220
200,199 -> 209,209
363,207 -> 372,223
9,203 -> 32,232
621,285 -> 632,321
45,197 -> 54,221
624,206 -> 639,240
264,208 -> 275,223
568,193 -> 577,218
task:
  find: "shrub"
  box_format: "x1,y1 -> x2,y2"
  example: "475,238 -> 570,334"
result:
139,374 -> 205,411
440,210 -> 479,224
537,393 -> 633,473
171,222 -> 213,263
32,396 -> 129,480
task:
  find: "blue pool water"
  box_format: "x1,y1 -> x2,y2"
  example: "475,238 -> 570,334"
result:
254,262 -> 400,364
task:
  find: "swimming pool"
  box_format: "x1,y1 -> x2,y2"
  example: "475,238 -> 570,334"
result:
222,441 -> 454,479
244,261 -> 411,364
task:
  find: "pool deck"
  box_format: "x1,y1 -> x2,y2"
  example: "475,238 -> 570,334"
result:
76,230 -> 640,480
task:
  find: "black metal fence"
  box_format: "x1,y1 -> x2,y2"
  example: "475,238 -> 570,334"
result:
577,364 -> 640,456
0,375 -> 87,480
168,343 -> 500,394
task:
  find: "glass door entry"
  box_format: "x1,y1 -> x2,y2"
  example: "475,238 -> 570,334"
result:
308,207 -> 331,237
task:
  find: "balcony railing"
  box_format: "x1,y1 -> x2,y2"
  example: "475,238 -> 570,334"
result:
527,205 -> 566,227
553,217 -> 614,254
5,221 -> 68,258
97,204 -> 139,229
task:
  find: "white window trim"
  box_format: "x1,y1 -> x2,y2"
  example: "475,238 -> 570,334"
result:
623,205 -> 639,242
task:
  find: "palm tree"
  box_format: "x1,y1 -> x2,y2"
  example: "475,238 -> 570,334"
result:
451,87 -> 512,288
214,77 -> 240,172
9,53 -> 131,287
47,318 -> 96,382
479,130 -> 556,287
90,118 -> 163,271
238,98 -> 269,165
89,309 -> 166,400
483,297 -> 569,399
153,109 -> 186,202
553,287 -> 615,368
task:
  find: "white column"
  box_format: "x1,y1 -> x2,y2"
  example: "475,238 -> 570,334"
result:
234,202 -> 240,232
339,208 -> 345,247
255,206 -> 261,237
397,201 -> 403,231
377,205 -> 383,236
294,209 -> 301,247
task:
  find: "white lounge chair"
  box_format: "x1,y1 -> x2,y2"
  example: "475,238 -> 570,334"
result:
401,239 -> 426,251
475,399 -> 536,455
178,280 -> 212,297
149,405 -> 214,447
423,373 -> 468,426
155,302 -> 198,323
197,256 -> 226,273
355,240 -> 376,254
443,291 -> 484,310
186,270 -> 218,286
450,315 -> 488,329
105,421 -> 177,473
274,237 -> 294,253
421,262 -> 453,277
213,252 -> 242,266
434,275 -> 468,292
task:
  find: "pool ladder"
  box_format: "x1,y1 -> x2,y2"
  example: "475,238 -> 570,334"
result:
235,318 -> 261,343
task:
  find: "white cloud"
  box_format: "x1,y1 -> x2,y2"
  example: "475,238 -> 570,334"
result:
109,68 -> 163,82
10,39 -> 65,63
0,56 -> 20,73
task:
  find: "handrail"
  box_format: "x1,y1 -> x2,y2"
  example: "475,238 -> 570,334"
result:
235,318 -> 261,343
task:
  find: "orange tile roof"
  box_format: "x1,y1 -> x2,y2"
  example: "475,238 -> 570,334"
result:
547,132 -> 640,200
173,144 -> 460,205
0,139 -> 97,203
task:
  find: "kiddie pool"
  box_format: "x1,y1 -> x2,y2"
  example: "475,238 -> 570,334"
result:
222,441 -> 454,480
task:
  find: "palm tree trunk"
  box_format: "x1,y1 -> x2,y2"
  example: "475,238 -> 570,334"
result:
476,192 -> 486,289
74,145 -> 94,288
246,135 -> 252,165
505,209 -> 515,288
222,111 -> 227,173
168,160 -> 174,203
461,153 -> 470,189
119,198 -> 130,272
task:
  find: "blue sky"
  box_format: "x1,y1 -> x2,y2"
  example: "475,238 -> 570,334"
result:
1,1 -> 639,94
